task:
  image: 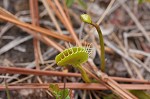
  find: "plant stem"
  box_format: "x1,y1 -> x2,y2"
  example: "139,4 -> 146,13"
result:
74,64 -> 91,83
91,23 -> 105,72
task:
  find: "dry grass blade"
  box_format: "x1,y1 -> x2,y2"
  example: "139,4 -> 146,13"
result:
0,83 -> 150,90
0,15 -> 73,42
0,7 -> 73,43
0,7 -> 64,52
110,77 -> 150,84
129,49 -> 150,57
30,0 -> 41,69
0,23 -> 13,37
0,66 -> 81,77
0,36 -> 32,55
0,7 -> 18,20
29,1 -> 56,96
105,75 -> 137,99
21,27 -> 64,52
82,67 -> 138,99
55,0 -> 81,45
96,0 -> 116,24
0,66 -> 149,84
42,0 -> 63,34
53,0 -> 81,46
46,0 -> 65,26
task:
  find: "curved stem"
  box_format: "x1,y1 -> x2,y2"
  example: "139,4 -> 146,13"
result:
74,64 -> 91,83
91,23 -> 105,72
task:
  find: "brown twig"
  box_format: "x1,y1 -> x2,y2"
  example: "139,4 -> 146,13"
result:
0,66 -> 149,84
53,0 -> 81,46
82,67 -> 138,99
0,66 -> 81,77
21,27 -> 64,52
0,83 -> 150,90
0,7 -> 64,52
0,9 -> 73,43
42,0 -> 63,34
30,0 -> 41,69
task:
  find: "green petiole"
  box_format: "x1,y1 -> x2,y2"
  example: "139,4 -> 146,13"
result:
74,64 -> 91,83
81,14 -> 106,72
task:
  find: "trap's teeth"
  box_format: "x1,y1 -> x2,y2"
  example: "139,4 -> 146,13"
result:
63,52 -> 66,57
60,56 -> 63,60
68,48 -> 72,54
71,48 -> 74,53
88,52 -> 92,57
67,50 -> 69,55
76,47 -> 78,52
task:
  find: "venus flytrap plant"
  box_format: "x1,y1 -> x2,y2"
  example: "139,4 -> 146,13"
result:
55,47 -> 92,83
80,14 -> 106,72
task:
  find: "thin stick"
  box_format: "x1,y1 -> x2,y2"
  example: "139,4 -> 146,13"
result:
42,0 -> 63,34
97,0 -> 116,24
0,66 -> 81,77
30,0 -> 41,69
0,12 -> 73,43
129,49 -> 150,57
82,67 -> 137,99
0,66 -> 149,84
54,0 -> 81,46
0,7 -> 64,52
0,83 -> 150,90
